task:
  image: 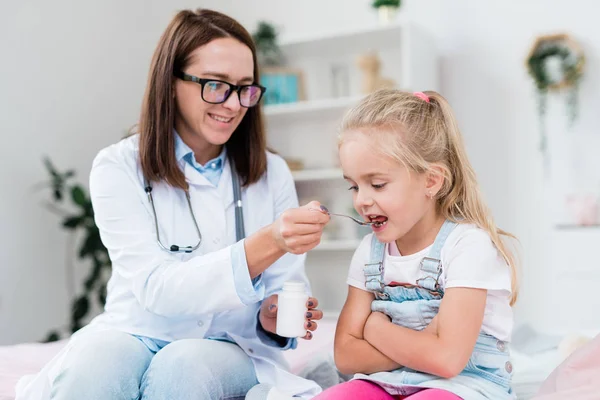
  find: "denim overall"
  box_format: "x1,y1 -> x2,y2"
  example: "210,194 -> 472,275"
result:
354,221 -> 516,400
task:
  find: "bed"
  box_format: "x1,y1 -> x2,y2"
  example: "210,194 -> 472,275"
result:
0,317 -> 566,400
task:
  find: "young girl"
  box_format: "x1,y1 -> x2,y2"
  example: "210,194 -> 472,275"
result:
315,89 -> 518,400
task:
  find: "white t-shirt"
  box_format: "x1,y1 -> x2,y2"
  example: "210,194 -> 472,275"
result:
347,223 -> 513,342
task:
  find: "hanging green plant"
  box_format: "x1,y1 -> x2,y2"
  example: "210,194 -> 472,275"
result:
526,33 -> 585,154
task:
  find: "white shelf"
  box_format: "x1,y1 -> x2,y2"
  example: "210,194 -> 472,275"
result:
292,168 -> 344,182
312,239 -> 361,251
264,96 -> 362,118
279,21 -> 405,51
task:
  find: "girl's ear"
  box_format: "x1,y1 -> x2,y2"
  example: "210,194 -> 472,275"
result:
425,164 -> 445,199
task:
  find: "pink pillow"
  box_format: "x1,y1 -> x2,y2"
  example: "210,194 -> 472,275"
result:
534,334 -> 600,399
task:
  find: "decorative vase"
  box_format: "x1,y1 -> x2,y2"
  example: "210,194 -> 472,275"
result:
378,6 -> 398,25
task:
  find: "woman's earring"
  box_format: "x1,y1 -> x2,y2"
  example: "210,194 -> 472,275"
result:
428,191 -> 434,199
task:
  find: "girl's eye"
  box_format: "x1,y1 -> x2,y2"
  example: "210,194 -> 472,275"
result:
372,183 -> 387,189
347,185 -> 358,192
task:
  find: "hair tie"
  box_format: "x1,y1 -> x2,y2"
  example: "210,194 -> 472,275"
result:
413,92 -> 430,103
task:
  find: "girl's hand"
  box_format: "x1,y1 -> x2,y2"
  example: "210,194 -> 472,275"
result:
259,294 -> 323,340
270,201 -> 330,255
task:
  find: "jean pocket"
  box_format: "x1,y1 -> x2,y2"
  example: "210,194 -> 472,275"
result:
465,350 -> 512,388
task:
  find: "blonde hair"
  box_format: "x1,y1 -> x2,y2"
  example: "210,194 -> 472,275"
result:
340,89 -> 519,305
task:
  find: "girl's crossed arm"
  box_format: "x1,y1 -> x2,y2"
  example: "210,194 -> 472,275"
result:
364,287 -> 486,378
334,286 -> 402,375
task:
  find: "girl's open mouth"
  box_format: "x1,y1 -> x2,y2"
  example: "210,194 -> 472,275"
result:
369,215 -> 388,228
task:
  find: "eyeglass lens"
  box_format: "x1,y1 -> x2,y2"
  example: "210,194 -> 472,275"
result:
203,81 -> 263,107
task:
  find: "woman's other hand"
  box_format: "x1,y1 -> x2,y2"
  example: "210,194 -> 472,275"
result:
259,294 -> 323,340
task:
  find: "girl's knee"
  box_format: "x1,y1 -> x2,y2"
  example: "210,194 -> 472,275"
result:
313,380 -> 395,400
406,389 -> 462,399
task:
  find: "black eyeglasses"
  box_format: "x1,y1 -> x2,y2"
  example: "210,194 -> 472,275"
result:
175,71 -> 266,108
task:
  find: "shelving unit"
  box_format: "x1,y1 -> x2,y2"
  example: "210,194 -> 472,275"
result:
264,96 -> 363,118
555,224 -> 600,230
263,21 -> 438,311
292,168 -> 343,182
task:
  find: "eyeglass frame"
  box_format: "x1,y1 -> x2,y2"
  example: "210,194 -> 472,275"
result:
174,71 -> 267,108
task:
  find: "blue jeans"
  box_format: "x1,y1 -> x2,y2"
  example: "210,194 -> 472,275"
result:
50,330 -> 259,400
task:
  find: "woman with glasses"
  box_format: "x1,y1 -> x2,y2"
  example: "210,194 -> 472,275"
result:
16,8 -> 328,400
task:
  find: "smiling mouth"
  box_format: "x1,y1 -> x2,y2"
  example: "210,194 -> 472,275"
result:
209,113 -> 233,123
368,215 -> 388,228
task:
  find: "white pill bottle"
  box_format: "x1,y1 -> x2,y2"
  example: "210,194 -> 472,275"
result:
276,281 -> 309,338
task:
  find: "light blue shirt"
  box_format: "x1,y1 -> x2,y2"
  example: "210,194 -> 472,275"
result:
174,133 -> 295,350
174,133 -> 226,187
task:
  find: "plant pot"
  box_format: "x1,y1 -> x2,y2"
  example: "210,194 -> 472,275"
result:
378,6 -> 398,25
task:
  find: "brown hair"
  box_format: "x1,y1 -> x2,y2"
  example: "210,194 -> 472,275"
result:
340,89 -> 519,305
138,9 -> 267,189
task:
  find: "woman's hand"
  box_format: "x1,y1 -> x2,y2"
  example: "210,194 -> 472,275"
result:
259,294 -> 323,340
270,201 -> 330,255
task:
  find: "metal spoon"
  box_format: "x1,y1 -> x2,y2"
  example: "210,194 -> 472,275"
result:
320,205 -> 375,226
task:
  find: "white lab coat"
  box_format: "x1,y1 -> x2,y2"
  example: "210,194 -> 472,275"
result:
16,135 -> 322,399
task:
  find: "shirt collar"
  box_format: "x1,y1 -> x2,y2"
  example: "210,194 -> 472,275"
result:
174,131 -> 226,171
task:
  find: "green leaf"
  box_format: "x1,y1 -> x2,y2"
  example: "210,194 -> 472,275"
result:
97,284 -> 107,306
83,201 -> 94,218
79,229 -> 102,259
43,157 -> 59,179
71,296 -> 89,322
70,322 -> 82,334
43,331 -> 61,343
62,216 -> 83,229
84,259 -> 103,292
71,186 -> 87,206
372,0 -> 400,8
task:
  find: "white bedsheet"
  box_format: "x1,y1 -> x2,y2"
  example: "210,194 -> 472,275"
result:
0,318 -> 560,400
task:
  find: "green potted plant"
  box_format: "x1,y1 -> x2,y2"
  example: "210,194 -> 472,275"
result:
372,0 -> 401,24
252,21 -> 284,67
38,158 -> 111,342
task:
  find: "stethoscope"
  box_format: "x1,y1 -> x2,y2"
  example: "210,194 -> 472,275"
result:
144,162 -> 246,253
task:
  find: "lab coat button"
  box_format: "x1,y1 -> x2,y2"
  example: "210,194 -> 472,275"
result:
197,320 -> 204,327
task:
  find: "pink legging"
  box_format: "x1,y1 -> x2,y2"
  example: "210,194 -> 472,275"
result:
313,380 -> 462,400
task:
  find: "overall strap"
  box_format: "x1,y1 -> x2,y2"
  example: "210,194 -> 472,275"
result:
364,235 -> 389,300
417,220 -> 458,292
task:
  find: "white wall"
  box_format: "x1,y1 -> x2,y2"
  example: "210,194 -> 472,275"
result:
0,0 -> 226,344
2,0 -> 600,344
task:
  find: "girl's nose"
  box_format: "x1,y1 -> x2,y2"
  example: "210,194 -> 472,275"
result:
355,190 -> 374,208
